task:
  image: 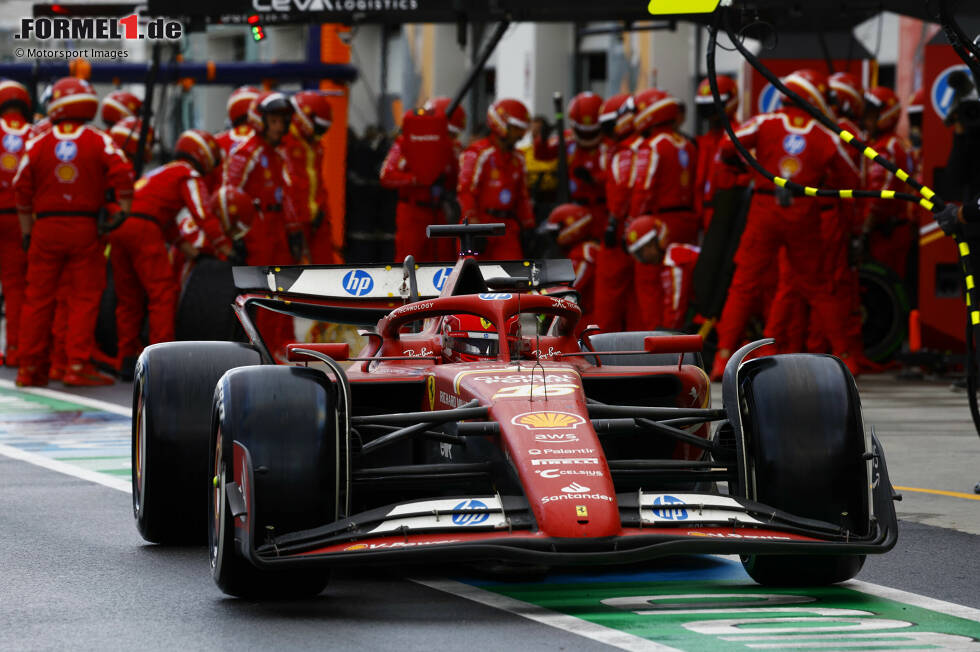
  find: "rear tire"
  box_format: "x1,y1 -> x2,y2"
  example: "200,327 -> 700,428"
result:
209,365 -> 336,598
132,341 -> 260,544
737,354 -> 868,586
859,261 -> 909,362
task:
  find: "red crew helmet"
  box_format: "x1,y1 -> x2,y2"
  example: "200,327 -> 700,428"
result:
423,96 -> 467,135
291,90 -> 333,140
210,185 -> 257,241
0,80 -> 31,120
828,72 -> 865,120
568,91 -> 604,146
174,129 -> 221,175
695,75 -> 738,118
227,85 -> 260,126
865,86 -> 902,132
247,91 -> 293,134
633,88 -> 680,133
486,98 -> 530,139
110,116 -> 152,162
599,93 -> 635,139
781,68 -> 831,116
625,215 -> 669,255
545,203 -> 594,248
100,90 -> 141,127
47,77 -> 98,122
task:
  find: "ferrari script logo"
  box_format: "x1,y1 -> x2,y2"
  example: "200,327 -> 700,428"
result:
511,411 -> 586,430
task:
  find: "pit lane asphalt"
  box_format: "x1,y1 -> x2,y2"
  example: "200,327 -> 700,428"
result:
0,369 -> 978,650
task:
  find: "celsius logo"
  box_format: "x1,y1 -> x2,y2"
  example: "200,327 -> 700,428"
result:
432,267 -> 453,291
342,269 -> 374,296
452,499 -> 489,525
651,495 -> 688,520
253,0 -> 420,12
561,482 -> 590,493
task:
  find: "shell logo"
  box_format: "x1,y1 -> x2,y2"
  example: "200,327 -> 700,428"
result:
344,543 -> 369,551
0,153 -> 17,171
54,163 -> 77,183
511,411 -> 586,430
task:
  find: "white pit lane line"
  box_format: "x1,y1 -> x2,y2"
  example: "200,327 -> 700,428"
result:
1,380 -> 979,641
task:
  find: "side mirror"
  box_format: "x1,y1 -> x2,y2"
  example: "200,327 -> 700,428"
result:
286,342 -> 351,363
643,334 -> 703,354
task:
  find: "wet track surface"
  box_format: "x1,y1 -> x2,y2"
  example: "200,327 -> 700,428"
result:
1,368 -> 979,650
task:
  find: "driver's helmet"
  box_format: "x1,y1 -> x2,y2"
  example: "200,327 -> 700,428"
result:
442,314 -> 520,363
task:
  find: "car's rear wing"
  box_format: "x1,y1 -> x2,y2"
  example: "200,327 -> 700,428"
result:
232,259 -> 576,301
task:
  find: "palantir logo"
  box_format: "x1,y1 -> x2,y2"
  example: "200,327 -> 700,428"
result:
433,267 -> 453,291
652,495 -> 688,520
342,269 -> 374,296
452,499 -> 489,525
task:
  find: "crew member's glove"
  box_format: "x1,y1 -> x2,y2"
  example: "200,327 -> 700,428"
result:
936,203 -> 964,236
21,234 -> 30,252
311,209 -> 325,232
573,166 -> 596,186
98,211 -> 128,236
603,216 -> 619,248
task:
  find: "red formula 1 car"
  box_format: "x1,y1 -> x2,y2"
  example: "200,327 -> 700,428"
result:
132,224 -> 897,598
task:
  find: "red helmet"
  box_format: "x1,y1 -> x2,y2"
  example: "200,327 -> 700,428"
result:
100,90 -> 141,127
423,96 -> 467,135
907,88 -> 925,116
174,129 -> 220,174
487,98 -> 530,139
247,91 -> 293,135
865,86 -> 902,132
781,69 -> 831,116
0,80 -> 31,119
633,88 -> 680,133
291,90 -> 333,141
210,185 -> 257,241
828,72 -> 865,120
695,75 -> 738,118
546,203 -> 594,248
599,93 -> 635,139
625,216 -> 669,255
442,314 -> 520,363
568,92 -> 603,146
47,77 -> 98,122
227,85 -> 260,126
110,116 -> 152,162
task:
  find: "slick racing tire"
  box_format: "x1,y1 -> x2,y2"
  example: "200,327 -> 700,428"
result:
132,341 -> 260,544
175,257 -> 241,342
585,330 -> 704,368
737,354 -> 868,586
859,261 -> 909,362
209,366 -> 336,598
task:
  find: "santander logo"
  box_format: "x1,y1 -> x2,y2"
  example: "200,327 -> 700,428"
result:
561,482 -> 590,493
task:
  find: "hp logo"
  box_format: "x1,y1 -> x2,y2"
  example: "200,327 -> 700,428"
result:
55,140 -> 77,162
651,495 -> 688,521
452,499 -> 490,525
342,269 -> 374,296
433,267 -> 453,291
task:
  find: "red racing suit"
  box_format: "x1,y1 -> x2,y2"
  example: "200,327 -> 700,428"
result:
0,113 -> 31,364
865,131 -> 915,279
714,107 -> 860,362
14,121 -> 133,369
594,134 -> 642,332
566,140 -> 608,240
456,136 -> 535,260
566,240 -> 600,328
379,133 -> 458,263
632,243 -> 700,331
215,124 -> 253,159
630,127 -> 699,245
280,124 -> 335,264
224,133 -> 299,356
111,160 -> 231,358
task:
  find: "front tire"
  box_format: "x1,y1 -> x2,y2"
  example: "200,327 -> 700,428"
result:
737,354 -> 869,586
132,341 -> 260,544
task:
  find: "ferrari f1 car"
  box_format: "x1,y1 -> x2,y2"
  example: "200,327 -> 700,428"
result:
131,224 -> 897,598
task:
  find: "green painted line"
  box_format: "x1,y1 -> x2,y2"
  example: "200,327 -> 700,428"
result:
0,387 -> 98,413
477,580 -> 980,650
